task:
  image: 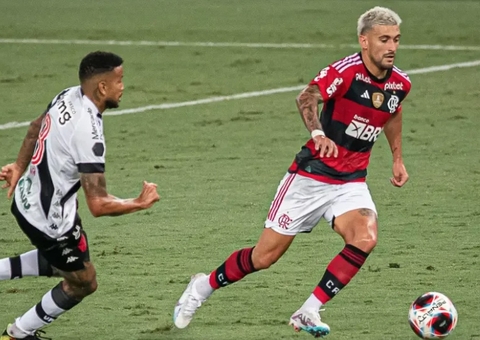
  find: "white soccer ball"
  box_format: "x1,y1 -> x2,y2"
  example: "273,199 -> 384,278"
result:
408,292 -> 458,339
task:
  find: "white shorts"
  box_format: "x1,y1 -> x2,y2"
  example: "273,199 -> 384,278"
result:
264,173 -> 377,236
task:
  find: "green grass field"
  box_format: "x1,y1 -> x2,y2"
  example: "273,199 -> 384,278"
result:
1,1 -> 480,339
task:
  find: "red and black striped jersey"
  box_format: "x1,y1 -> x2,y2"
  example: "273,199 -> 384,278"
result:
289,52 -> 412,184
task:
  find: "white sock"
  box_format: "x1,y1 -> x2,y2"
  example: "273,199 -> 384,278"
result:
0,250 -> 52,281
7,322 -> 32,338
0,257 -> 12,280
301,293 -> 324,312
19,250 -> 41,276
193,274 -> 214,298
16,291 -> 64,333
15,283 -> 80,334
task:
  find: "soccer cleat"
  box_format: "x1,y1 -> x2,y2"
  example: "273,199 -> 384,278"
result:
0,327 -> 11,340
1,325 -> 51,340
173,273 -> 208,329
289,308 -> 330,338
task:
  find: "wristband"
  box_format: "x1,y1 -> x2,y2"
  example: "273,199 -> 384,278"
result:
311,129 -> 325,138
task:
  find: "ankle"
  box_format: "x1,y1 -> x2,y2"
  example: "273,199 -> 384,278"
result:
301,293 -> 324,312
8,321 -> 31,339
193,274 -> 214,298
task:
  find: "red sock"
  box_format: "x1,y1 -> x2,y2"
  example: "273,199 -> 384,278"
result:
313,244 -> 369,304
208,247 -> 257,289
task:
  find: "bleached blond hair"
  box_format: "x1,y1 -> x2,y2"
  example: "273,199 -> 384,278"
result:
357,6 -> 402,36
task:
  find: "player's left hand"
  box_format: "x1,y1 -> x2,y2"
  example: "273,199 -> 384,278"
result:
390,160 -> 409,187
0,162 -> 23,199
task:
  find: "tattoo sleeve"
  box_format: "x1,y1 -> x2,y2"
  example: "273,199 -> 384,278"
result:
296,85 -> 324,133
80,173 -> 143,217
80,173 -> 108,198
16,114 -> 44,172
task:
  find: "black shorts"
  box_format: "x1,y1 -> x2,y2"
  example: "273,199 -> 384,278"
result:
11,200 -> 90,272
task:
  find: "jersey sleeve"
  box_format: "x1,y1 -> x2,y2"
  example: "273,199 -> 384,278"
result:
71,111 -> 105,174
309,65 -> 348,101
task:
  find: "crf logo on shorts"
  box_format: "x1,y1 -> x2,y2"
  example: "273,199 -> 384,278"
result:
278,214 -> 292,229
345,118 -> 383,142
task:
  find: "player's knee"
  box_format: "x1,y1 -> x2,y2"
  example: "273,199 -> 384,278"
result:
76,279 -> 98,298
347,236 -> 377,253
359,235 -> 377,253
64,277 -> 98,299
350,227 -> 377,253
85,278 -> 98,295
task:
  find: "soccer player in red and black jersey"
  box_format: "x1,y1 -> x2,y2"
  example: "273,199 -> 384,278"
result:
174,6 -> 411,338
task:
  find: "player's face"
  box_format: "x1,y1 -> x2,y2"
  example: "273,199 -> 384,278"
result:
103,66 -> 124,109
362,25 -> 400,70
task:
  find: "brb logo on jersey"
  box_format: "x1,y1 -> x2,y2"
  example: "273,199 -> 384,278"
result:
345,115 -> 383,142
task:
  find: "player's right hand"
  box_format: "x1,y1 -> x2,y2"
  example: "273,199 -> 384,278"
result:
313,136 -> 338,158
137,181 -> 160,209
0,162 -> 23,199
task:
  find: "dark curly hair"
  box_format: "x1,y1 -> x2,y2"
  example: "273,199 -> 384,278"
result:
78,51 -> 123,82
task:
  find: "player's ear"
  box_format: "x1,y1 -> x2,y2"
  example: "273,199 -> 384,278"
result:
98,81 -> 107,96
358,35 -> 368,50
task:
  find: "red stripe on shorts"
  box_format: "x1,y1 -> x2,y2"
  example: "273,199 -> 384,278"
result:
267,173 -> 296,221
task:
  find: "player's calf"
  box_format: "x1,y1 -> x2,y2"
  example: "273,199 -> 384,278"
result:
174,247 -> 259,329
250,247 -> 283,270
311,244 -> 370,306
298,209 -> 377,317
5,262 -> 98,338
208,228 -> 293,289
208,247 -> 257,289
174,229 -> 294,329
6,280 -> 82,339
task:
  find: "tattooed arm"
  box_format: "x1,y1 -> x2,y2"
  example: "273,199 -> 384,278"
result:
295,85 -> 338,157
17,113 -> 45,172
295,84 -> 324,133
0,113 -> 45,198
80,173 -> 159,217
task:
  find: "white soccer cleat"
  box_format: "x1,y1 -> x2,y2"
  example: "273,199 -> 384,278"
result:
173,273 -> 208,329
289,308 -> 330,338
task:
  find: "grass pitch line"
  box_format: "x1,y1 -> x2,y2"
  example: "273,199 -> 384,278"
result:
0,38 -> 480,51
1,59 -> 480,131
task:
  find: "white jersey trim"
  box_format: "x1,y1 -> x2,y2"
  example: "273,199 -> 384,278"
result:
393,66 -> 411,83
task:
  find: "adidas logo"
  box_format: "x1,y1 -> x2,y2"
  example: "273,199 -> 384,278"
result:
360,90 -> 370,99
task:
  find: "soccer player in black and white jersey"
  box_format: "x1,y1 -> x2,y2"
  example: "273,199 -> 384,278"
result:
0,52 -> 160,340
173,7 -> 410,338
